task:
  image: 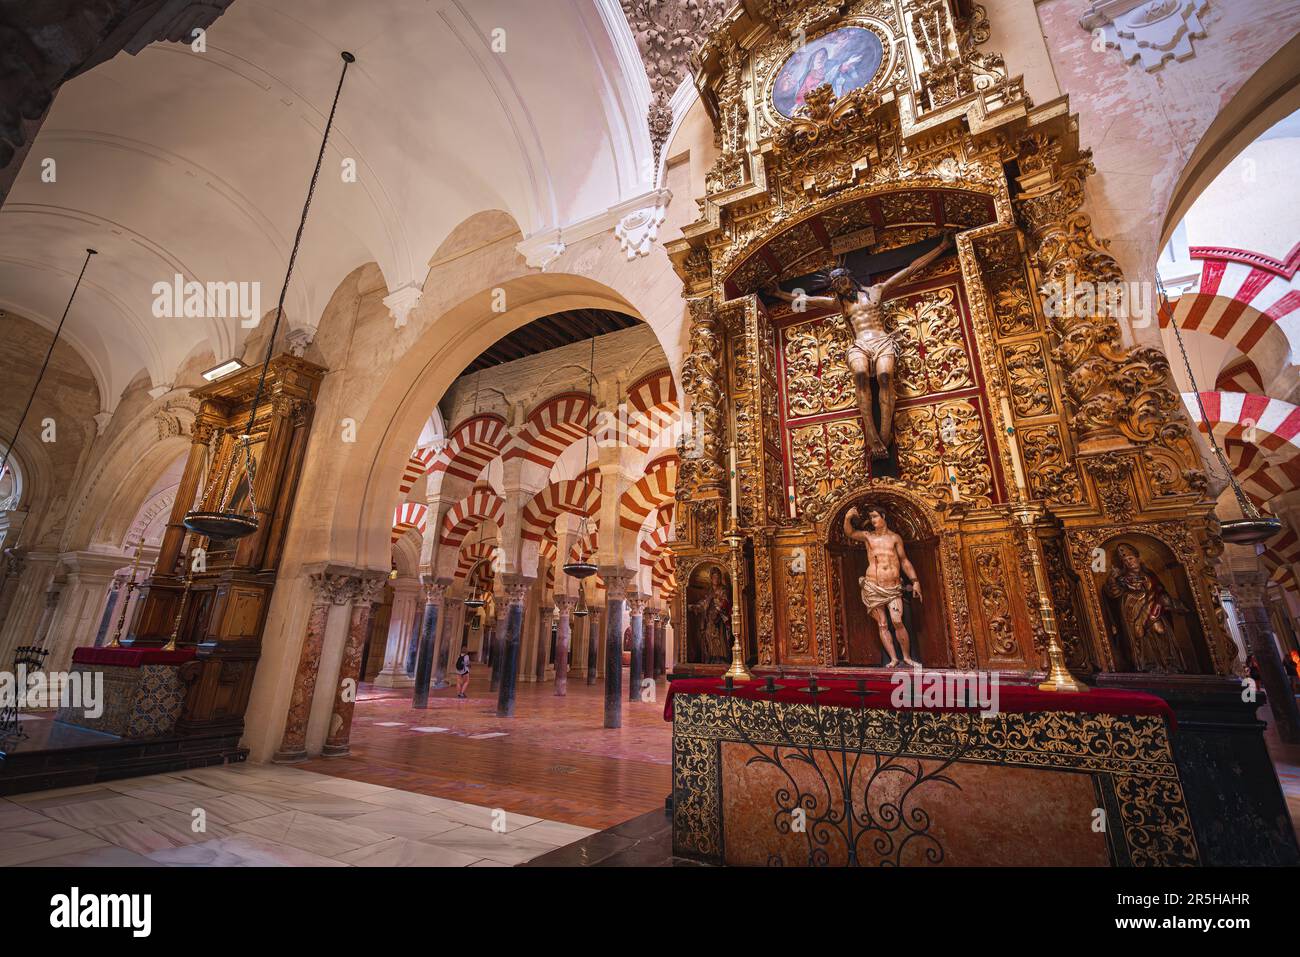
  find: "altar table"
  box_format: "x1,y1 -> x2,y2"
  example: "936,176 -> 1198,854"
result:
666,675 -> 1197,866
54,646 -> 197,738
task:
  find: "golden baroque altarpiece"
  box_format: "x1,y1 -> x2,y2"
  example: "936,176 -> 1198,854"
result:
666,0 -> 1232,680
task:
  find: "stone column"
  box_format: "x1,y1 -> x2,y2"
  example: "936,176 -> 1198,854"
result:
586,607 -> 600,685
535,604 -> 554,681
433,595 -> 463,688
274,570 -> 354,763
496,578 -> 532,717
655,611 -> 668,677
374,577 -> 419,688
554,595 -> 574,696
323,575 -> 386,757
627,594 -> 646,702
604,574 -> 629,728
0,549 -> 26,641
644,609 -> 657,682
404,599 -> 422,676
1233,580 -> 1300,744
412,583 -> 446,708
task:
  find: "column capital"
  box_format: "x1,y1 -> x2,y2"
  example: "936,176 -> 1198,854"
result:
602,570 -> 632,600
502,575 -> 533,606
627,594 -> 648,617
353,575 -> 387,607
423,581 -> 448,605
308,566 -> 360,605
555,595 -> 576,616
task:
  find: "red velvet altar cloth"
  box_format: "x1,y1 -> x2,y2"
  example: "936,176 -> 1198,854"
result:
664,675 -> 1175,727
71,647 -> 196,668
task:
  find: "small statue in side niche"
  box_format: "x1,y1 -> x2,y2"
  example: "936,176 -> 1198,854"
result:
1103,542 -> 1188,674
844,505 -> 922,668
689,566 -> 733,664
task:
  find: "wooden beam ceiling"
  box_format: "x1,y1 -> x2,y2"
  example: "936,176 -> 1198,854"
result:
460,309 -> 641,376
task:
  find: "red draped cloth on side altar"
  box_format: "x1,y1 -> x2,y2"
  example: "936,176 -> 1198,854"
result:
71,647 -> 197,668
663,675 -> 1174,726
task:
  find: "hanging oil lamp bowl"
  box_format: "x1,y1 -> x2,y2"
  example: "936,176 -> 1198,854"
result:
1219,515 -> 1283,545
572,592 -> 589,618
463,594 -> 487,609
182,510 -> 259,539
562,557 -> 598,579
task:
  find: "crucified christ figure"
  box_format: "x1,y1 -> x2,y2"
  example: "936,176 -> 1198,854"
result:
767,233 -> 953,459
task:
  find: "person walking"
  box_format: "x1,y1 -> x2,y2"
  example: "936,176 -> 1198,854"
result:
455,649 -> 471,698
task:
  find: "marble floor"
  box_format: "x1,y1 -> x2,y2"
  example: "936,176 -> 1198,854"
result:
299,671 -> 673,829
0,761 -> 597,866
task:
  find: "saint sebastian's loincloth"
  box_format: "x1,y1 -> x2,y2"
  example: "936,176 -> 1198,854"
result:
845,330 -> 897,367
859,576 -> 901,612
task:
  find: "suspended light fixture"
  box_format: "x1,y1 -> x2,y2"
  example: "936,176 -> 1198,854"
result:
572,582 -> 590,618
463,556 -> 488,610
563,335 -> 599,579
0,248 -> 96,486
1160,275 -> 1282,545
183,52 -> 356,540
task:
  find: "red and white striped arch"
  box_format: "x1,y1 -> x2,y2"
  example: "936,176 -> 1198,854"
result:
1184,392 -> 1300,462
428,414 -> 509,483
1215,356 -> 1265,393
619,452 -> 678,532
626,368 -> 679,452
455,539 -> 500,580
639,523 -> 673,568
502,393 -> 595,469
651,550 -> 676,596
391,502 -> 428,543
520,479 -> 600,543
1160,244 -> 1300,377
440,484 -> 506,548
398,447 -> 440,496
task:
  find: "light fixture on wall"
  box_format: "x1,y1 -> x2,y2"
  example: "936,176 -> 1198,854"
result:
563,335 -> 599,579
183,52 -> 355,541
1160,275 -> 1282,545
201,358 -> 245,382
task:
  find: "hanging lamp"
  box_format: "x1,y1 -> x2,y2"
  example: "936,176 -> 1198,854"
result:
572,582 -> 590,618
183,52 -> 355,540
563,335 -> 599,579
1160,275 -> 1282,545
463,553 -> 488,610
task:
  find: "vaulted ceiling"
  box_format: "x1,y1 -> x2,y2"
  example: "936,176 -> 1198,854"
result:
461,309 -> 641,375
0,0 -> 657,412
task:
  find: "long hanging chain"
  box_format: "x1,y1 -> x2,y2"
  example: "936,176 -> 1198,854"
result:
228,53 -> 354,519
577,336 -> 597,557
1157,273 -> 1262,520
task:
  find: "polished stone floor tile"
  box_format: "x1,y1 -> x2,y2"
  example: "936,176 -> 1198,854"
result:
40,794 -> 176,829
0,833 -> 111,866
89,810 -> 236,854
146,834 -> 348,867
420,824 -> 558,865
0,818 -> 83,849
0,799 -> 48,830
21,844 -> 162,867
338,836 -> 480,867
343,807 -> 465,840
510,819 -> 599,846
232,809 -> 392,857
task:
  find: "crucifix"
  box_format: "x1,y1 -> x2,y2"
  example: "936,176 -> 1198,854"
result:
766,233 -> 953,460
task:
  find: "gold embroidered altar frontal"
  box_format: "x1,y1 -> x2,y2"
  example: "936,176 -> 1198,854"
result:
671,693 -> 1199,867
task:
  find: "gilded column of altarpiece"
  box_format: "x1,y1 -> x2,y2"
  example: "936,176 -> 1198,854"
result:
666,0 -> 1232,680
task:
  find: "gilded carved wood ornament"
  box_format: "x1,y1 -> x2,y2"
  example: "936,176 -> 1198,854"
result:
665,0 -> 1226,679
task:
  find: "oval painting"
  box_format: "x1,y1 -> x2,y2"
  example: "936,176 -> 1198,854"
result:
772,26 -> 884,119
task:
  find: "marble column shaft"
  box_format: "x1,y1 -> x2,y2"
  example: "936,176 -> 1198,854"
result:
586,609 -> 600,685
604,577 -> 628,728
643,611 -> 656,683
535,607 -> 553,681
274,572 -> 353,763
1236,588 -> 1300,744
323,577 -> 385,757
412,584 -> 445,708
433,596 -> 462,688
496,580 -> 531,717
627,595 -> 646,703
554,596 -> 574,696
